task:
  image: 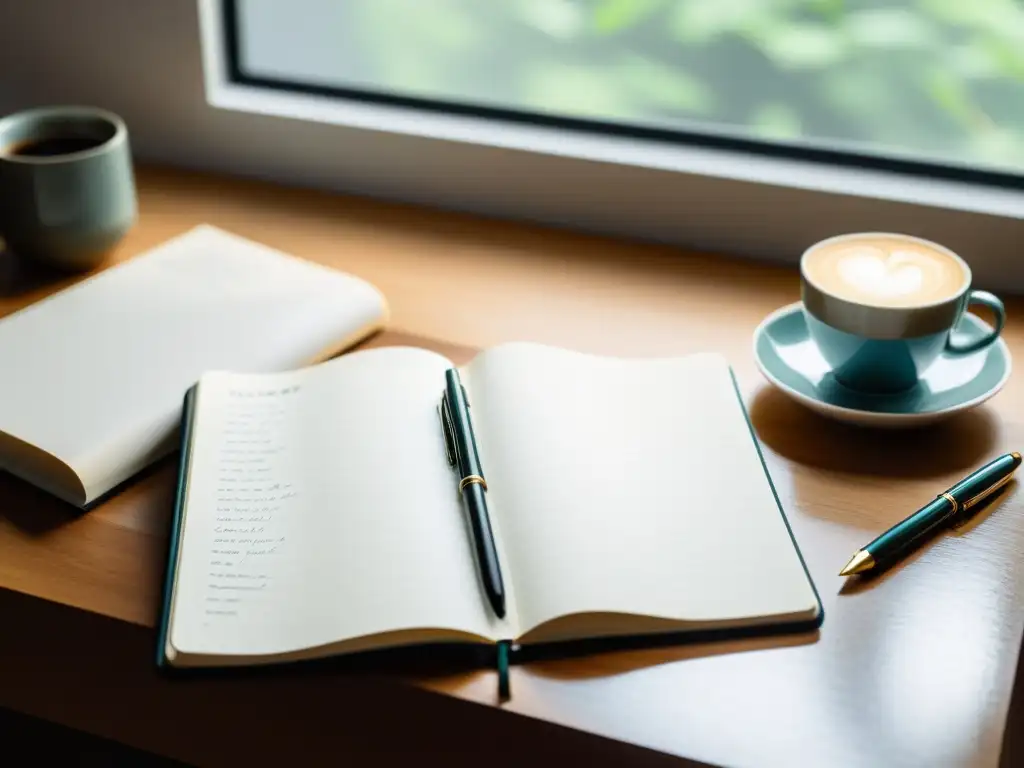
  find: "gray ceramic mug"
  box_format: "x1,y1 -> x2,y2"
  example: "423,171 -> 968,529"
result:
801,233 -> 1005,393
0,106 -> 136,271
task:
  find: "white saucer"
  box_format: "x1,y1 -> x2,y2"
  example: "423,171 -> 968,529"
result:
753,302 -> 1012,428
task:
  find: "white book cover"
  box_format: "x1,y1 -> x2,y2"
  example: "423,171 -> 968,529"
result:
0,225 -> 387,507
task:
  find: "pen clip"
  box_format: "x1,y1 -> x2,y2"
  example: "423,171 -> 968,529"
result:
438,394 -> 458,467
954,473 -> 1015,526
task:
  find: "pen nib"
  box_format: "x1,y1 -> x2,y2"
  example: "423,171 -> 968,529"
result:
839,550 -> 876,577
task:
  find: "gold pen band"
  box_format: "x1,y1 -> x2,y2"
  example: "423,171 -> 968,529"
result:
939,492 -> 959,515
459,475 -> 487,493
941,470 -> 1018,522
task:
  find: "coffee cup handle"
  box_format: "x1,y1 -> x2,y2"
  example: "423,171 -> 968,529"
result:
946,290 -> 1006,355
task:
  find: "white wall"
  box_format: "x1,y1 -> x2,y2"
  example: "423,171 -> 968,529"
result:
2,0 -> 1022,290
0,0 -> 451,190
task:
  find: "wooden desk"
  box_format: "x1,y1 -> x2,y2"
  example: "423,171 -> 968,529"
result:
2,166 -> 1024,768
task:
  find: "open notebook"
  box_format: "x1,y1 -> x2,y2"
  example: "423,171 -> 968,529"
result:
159,343 -> 821,668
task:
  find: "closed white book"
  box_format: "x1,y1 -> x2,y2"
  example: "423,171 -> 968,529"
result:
0,225 -> 387,507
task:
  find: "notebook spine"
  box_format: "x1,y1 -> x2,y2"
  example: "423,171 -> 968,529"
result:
155,385 -> 199,669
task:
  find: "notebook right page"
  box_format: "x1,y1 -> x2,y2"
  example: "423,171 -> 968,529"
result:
463,343 -> 820,644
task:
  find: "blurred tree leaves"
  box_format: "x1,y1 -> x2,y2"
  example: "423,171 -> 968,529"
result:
521,61 -> 634,118
615,54 -> 716,113
340,0 -> 1024,170
919,0 -> 1024,39
592,0 -> 663,34
751,103 -> 804,139
807,0 -> 846,23
671,0 -> 772,44
747,21 -> 847,69
980,37 -> 1024,80
843,8 -> 936,49
923,67 -> 988,130
518,0 -> 584,39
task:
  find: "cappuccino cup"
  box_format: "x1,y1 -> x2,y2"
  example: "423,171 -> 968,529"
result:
801,233 -> 1005,393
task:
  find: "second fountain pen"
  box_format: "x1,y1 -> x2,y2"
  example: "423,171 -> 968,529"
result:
840,452 -> 1021,577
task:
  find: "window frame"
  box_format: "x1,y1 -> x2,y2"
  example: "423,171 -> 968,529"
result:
223,0 -> 1024,192
201,0 -> 1024,290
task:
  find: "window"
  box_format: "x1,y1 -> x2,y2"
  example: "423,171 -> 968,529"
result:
186,0 -> 1024,286
229,0 -> 1024,184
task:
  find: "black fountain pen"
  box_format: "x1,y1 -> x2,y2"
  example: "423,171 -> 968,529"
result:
439,369 -> 506,618
840,452 -> 1021,577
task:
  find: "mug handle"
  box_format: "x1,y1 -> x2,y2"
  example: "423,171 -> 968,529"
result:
946,290 -> 1006,355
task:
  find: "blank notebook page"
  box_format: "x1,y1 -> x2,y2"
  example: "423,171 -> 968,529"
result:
464,343 -> 819,639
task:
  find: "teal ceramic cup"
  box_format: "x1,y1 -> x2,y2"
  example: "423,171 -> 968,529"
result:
801,233 -> 1005,394
0,106 -> 136,271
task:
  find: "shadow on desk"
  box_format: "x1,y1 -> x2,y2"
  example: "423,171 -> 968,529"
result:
0,470 -> 80,535
0,454 -> 177,537
0,246 -> 87,301
159,624 -> 819,688
0,588 -> 705,768
0,705 -> 188,767
748,384 -> 998,480
515,627 -> 818,681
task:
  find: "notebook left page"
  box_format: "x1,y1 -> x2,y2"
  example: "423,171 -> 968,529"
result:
164,347 -> 515,667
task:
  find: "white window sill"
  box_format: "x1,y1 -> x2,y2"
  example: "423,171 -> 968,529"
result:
209,79 -> 1024,223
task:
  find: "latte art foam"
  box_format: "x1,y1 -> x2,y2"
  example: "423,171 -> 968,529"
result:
803,237 -> 966,308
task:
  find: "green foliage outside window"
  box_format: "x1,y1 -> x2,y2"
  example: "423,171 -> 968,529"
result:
334,0 -> 1024,172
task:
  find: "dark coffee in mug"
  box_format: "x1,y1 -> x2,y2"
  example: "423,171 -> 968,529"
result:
3,136 -> 106,157
0,106 -> 136,271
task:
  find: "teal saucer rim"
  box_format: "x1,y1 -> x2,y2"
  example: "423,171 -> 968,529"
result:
752,301 -> 1012,420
